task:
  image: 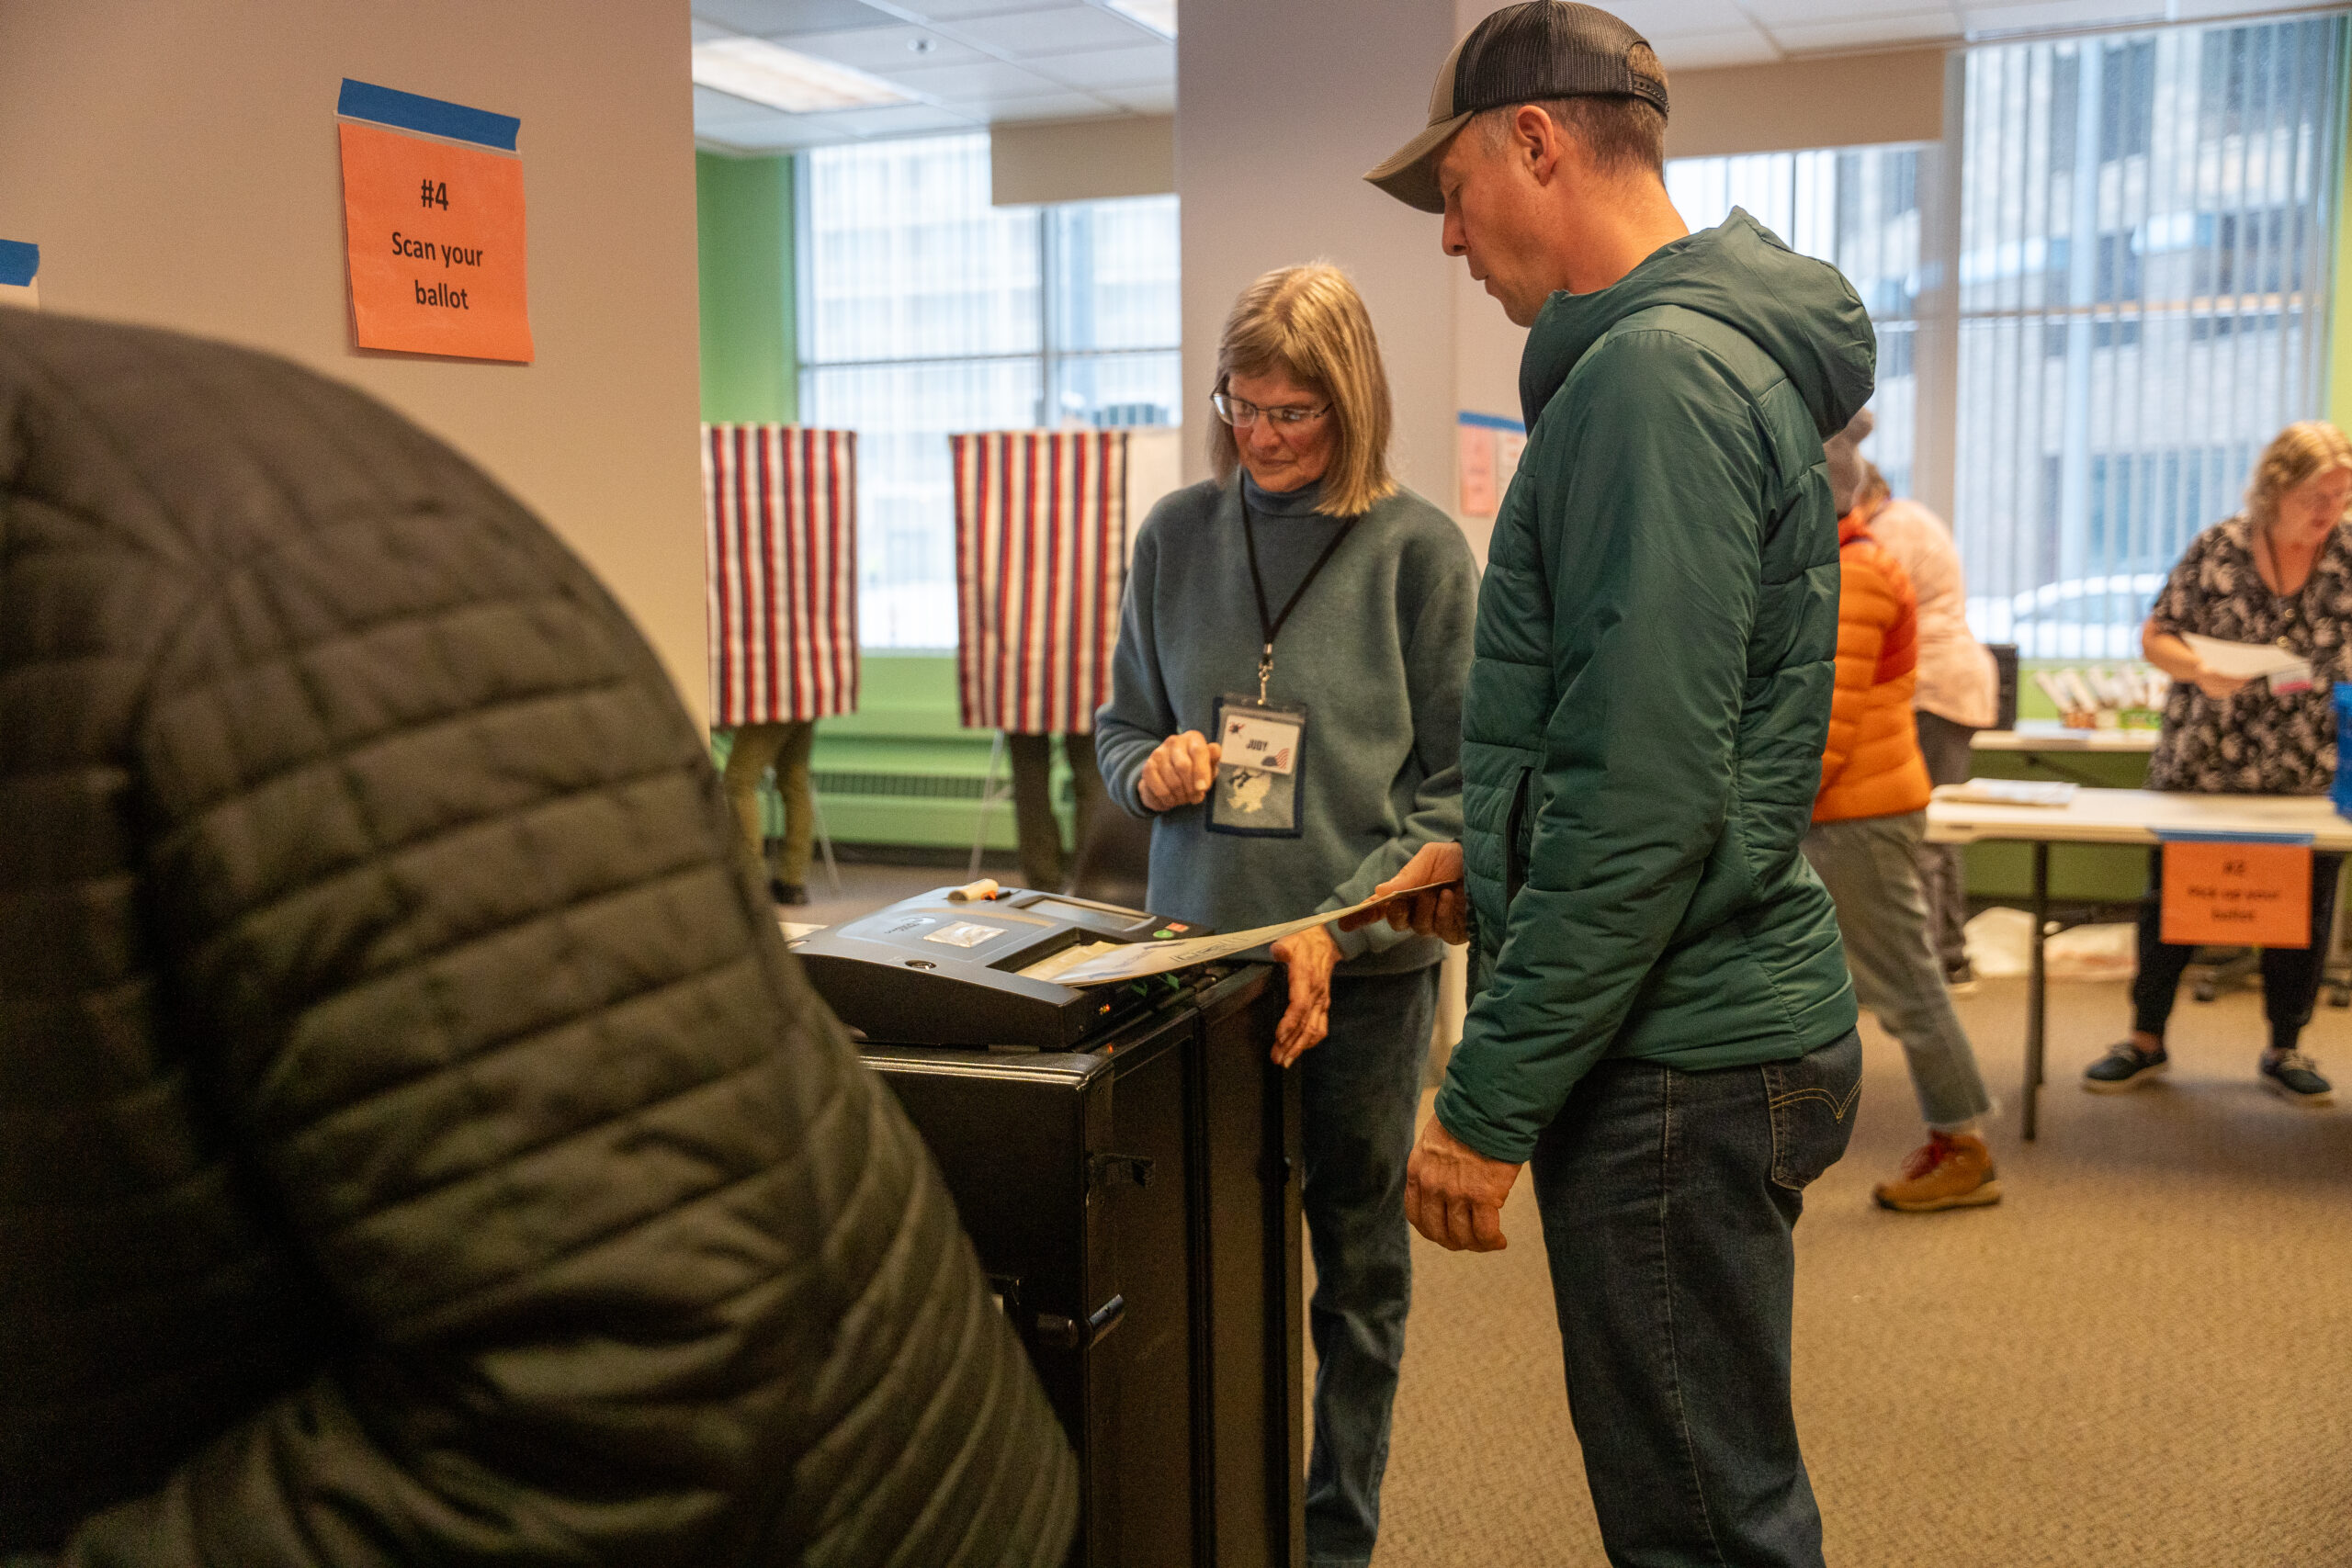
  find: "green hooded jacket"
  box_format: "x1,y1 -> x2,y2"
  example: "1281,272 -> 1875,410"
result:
1438,209 -> 1871,1165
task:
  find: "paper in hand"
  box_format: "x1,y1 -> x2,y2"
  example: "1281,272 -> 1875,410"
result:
2181,633 -> 2306,682
1048,881 -> 1463,987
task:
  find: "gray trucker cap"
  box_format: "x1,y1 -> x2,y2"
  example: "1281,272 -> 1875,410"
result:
1364,2 -> 1668,214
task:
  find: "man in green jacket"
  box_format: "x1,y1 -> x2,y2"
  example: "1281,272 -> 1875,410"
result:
1354,5 -> 1872,1563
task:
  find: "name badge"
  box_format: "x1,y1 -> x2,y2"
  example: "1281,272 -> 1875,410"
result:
1208,694 -> 1307,839
1221,711 -> 1298,775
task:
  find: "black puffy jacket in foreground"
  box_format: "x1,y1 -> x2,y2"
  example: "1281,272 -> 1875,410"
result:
0,311 -> 1077,1566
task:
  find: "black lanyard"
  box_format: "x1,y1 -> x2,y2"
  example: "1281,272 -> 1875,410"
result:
1242,499 -> 1356,702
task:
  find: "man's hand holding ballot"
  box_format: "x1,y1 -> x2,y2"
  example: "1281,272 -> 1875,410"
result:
1341,840 -> 1470,945
1341,841 -> 1521,1251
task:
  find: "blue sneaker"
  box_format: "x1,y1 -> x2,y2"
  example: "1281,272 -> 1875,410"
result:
2260,1050 -> 2334,1107
2083,1041 -> 2168,1093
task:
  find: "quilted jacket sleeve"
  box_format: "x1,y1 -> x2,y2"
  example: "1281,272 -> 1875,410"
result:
32,328 -> 1074,1567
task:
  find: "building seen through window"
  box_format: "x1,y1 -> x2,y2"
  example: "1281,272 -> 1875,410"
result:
1673,14 -> 2345,659
799,133 -> 1180,649
1958,17 -> 2342,656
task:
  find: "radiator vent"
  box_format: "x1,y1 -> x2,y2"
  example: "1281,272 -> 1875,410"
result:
813,770 -> 990,802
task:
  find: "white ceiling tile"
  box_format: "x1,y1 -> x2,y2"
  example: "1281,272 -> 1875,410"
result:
1959,0 -> 2170,31
1650,25 -> 1781,68
897,0 -> 1075,17
1738,0 -> 1956,25
1102,82 -> 1176,114
984,92 -> 1130,120
946,3 -> 1162,52
692,0 -> 899,37
827,103 -> 986,136
2169,0 -> 2324,18
1609,0 -> 1767,38
695,84 -> 759,118
781,23 -> 989,70
1022,42 -> 1173,89
701,118 -> 863,151
1766,12 -> 1966,53
890,57 -> 1072,98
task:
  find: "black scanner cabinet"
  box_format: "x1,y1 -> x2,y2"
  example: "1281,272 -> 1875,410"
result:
858,964 -> 1305,1568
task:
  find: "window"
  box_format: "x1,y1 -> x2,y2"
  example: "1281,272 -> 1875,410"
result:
1676,16 -> 2350,660
799,133 -> 1180,649
1667,144 -> 1924,499
1956,17 -> 2346,656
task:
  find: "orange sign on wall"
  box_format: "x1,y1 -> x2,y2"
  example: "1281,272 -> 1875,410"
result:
337,118 -> 532,362
2160,840 -> 2312,949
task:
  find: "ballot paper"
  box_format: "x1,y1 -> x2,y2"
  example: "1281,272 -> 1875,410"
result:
1047,882 -> 1461,988
2181,633 -> 2307,682
1934,779 -> 2079,808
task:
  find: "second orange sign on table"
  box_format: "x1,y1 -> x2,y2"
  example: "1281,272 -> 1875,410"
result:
2160,840 -> 2312,950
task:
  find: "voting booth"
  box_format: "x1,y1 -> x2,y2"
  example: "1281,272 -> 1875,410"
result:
795,887 -> 1305,1568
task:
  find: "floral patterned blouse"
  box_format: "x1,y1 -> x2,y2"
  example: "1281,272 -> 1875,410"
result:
2144,513 -> 2352,795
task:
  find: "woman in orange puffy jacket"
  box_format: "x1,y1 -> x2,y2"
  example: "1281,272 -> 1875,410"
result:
1804,411 -> 2000,1213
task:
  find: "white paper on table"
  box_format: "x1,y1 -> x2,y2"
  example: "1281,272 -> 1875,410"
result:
1934,779 -> 2079,808
1049,883 -> 1461,988
2181,633 -> 2306,681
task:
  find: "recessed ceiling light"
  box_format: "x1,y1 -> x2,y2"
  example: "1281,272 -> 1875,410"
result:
691,36 -> 913,114
1102,0 -> 1176,39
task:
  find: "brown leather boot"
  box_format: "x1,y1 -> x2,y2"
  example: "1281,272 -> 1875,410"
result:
1872,1131 -> 2002,1213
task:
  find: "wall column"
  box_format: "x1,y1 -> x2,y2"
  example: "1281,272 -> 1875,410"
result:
1176,0 -> 1460,506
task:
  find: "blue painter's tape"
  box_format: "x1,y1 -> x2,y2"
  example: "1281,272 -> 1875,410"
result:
0,240 -> 37,288
1457,410 -> 1524,433
2153,829 -> 2315,846
337,78 -> 519,152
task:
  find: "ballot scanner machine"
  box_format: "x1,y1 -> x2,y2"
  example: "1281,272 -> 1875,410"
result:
790,886 -> 1208,1048
791,887 -> 1306,1568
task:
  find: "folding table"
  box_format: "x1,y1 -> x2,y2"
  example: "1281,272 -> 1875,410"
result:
1925,789 -> 2352,1138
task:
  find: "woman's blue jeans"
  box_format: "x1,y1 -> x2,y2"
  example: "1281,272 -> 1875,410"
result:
1299,965 -> 1437,1568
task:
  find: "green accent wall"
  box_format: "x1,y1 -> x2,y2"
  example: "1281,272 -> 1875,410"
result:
1962,660 -> 2151,906
695,152 -> 796,424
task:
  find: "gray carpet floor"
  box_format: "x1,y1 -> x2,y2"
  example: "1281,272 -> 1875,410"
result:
1345,976 -> 2352,1567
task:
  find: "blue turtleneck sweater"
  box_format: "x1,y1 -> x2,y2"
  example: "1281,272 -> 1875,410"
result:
1094,470 -> 1477,972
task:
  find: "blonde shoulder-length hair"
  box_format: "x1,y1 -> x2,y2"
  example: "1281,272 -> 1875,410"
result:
1209,263 -> 1397,518
2245,420 -> 2352,530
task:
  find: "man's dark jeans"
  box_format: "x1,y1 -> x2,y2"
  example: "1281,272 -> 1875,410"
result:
1532,1028 -> 1863,1568
1300,965 -> 1437,1568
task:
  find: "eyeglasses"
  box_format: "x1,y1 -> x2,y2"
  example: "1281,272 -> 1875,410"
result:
1211,391 -> 1332,429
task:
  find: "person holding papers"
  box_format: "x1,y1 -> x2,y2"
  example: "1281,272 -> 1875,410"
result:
1094,263 -> 1476,1568
2085,420 -> 2352,1105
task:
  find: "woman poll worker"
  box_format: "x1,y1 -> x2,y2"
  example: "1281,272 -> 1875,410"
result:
1095,263 -> 1476,1568
2085,420 -> 2352,1107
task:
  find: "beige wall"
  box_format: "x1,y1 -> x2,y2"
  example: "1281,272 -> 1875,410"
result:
0,0 -> 709,721
1666,50 -> 1947,159
993,116 -> 1174,206
1176,0 -> 1460,504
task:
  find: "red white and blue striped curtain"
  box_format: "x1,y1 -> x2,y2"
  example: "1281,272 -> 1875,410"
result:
952,430 -> 1130,735
702,424 -> 860,726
